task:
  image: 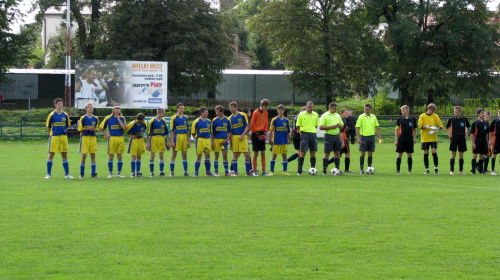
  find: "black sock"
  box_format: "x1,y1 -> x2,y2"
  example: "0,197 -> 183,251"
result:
408,157 -> 413,172
287,153 -> 299,163
484,157 -> 490,171
424,154 -> 429,169
471,159 -> 477,173
492,158 -> 496,171
327,157 -> 335,165
368,156 -> 373,167
459,159 -> 464,172
432,153 -> 438,169
310,157 -> 316,168
450,158 -> 455,172
323,158 -> 329,173
478,159 -> 484,173
360,156 -> 365,170
396,157 -> 401,172
298,157 -> 304,173
345,158 -> 350,171
334,158 -> 340,169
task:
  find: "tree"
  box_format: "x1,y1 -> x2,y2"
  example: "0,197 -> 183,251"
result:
366,0 -> 500,109
0,0 -> 35,80
250,0 -> 387,106
44,25 -> 83,69
98,0 -> 233,97
38,0 -> 104,59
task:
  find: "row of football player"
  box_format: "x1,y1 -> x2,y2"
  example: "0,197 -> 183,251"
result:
44,98 -> 500,178
46,99 -> 292,178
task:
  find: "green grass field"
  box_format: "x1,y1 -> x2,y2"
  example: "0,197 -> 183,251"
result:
1,141 -> 500,279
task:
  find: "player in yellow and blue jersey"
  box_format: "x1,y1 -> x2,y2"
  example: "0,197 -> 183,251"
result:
170,103 -> 191,177
269,104 -> 291,175
191,107 -> 213,177
211,105 -> 231,176
78,102 -> 99,178
99,105 -> 127,178
125,113 -> 147,177
45,98 -> 73,179
229,101 -> 252,176
146,108 -> 171,177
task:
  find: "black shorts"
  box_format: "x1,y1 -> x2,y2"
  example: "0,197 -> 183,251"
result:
396,135 -> 414,154
493,139 -> 500,154
251,131 -> 266,152
292,133 -> 301,150
473,137 -> 488,155
300,132 -> 318,152
359,135 -> 376,152
449,135 -> 467,152
324,134 -> 341,153
341,140 -> 350,154
421,142 -> 438,150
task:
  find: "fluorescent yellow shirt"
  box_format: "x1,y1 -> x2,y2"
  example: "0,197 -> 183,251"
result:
355,113 -> 379,136
319,112 -> 343,135
418,112 -> 444,143
296,111 -> 319,133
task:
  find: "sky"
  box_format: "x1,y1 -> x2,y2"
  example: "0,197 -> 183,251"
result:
9,0 -> 500,34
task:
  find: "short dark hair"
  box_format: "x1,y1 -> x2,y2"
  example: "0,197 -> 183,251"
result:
137,113 -> 145,121
340,108 -> 348,114
200,107 -> 208,114
54,98 -> 63,104
477,108 -> 485,115
364,104 -> 372,109
329,102 -> 337,108
242,107 -> 251,114
261,99 -> 271,107
277,104 -> 285,110
229,101 -> 238,108
176,103 -> 184,108
215,105 -> 224,112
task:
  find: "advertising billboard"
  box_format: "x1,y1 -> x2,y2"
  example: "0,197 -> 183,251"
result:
75,60 -> 168,109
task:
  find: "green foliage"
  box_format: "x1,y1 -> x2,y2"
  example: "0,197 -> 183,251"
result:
462,98 -> 500,116
98,0 -> 233,97
367,0 -> 500,109
44,26 -> 84,69
250,0 -> 387,102
0,0 -> 37,81
373,89 -> 400,115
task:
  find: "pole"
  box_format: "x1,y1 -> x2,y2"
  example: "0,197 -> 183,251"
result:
64,0 -> 72,115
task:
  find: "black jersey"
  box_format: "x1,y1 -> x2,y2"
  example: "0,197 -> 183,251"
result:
446,116 -> 470,136
346,116 -> 357,131
471,120 -> 489,138
489,119 -> 500,137
396,116 -> 416,136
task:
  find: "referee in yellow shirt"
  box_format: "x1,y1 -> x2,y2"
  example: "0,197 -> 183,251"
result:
356,104 -> 382,174
319,102 -> 344,175
296,101 -> 319,175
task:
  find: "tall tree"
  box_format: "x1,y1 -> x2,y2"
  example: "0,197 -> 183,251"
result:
0,0 -> 35,80
366,0 -> 500,109
250,0 -> 387,106
98,0 -> 233,97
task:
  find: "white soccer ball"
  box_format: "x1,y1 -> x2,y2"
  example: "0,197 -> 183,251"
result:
366,167 -> 375,174
331,168 -> 340,176
308,168 -> 318,175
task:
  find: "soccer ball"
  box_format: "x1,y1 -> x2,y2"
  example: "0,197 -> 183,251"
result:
366,166 -> 375,174
308,168 -> 318,175
331,168 -> 340,176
